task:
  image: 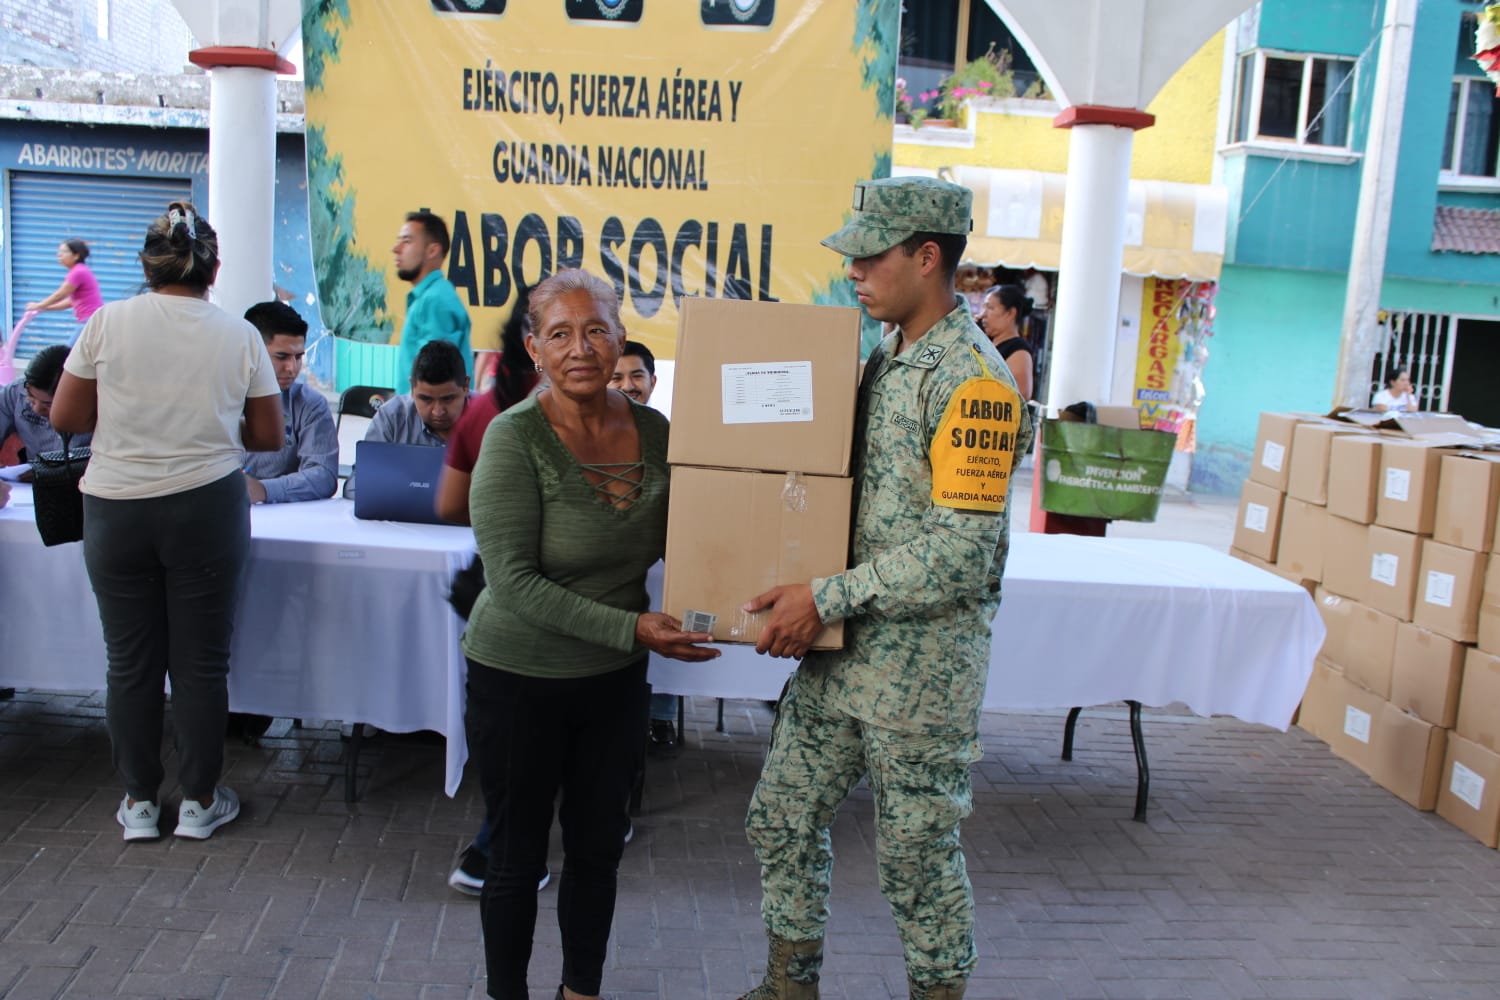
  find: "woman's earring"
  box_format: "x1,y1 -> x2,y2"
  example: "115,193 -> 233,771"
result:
534,362 -> 542,372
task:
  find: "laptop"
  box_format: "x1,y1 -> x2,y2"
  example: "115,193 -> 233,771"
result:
352,441 -> 447,524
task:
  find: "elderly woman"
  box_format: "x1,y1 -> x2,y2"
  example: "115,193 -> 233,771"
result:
50,202 -> 283,842
464,269 -> 716,1000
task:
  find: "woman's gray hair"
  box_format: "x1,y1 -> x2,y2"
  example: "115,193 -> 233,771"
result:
527,269 -> 624,340
139,200 -> 219,292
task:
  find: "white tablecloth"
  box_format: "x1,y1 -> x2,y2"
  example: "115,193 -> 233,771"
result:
0,486 -> 476,794
647,536 -> 1324,731
2,486 -> 1322,795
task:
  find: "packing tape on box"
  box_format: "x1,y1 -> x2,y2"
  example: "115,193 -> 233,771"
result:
781,471 -> 808,513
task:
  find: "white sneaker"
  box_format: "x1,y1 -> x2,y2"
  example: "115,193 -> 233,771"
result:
116,797 -> 160,841
173,787 -> 240,840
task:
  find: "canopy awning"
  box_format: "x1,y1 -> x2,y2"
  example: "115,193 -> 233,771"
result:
895,165 -> 1228,282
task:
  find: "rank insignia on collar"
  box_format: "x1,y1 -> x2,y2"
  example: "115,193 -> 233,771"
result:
915,344 -> 946,367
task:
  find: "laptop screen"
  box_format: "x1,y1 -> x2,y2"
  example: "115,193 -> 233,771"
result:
352,441 -> 447,524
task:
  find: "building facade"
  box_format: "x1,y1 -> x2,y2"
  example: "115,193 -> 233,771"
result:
0,1 -> 325,379
1198,0 -> 1500,491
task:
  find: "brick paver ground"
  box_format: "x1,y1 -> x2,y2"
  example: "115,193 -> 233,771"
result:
2,694 -> 1498,1000
5,479 -> 1497,999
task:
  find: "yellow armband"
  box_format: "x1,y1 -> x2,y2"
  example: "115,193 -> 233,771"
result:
929,370 -> 1022,513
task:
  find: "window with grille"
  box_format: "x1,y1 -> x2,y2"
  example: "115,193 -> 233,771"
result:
1371,312 -> 1454,412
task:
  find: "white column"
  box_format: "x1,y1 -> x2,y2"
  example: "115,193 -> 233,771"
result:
205,66 -> 277,317
1045,122 -> 1135,411
1333,0 -> 1417,407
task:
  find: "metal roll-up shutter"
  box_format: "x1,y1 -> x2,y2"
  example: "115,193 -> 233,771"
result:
8,171 -> 193,359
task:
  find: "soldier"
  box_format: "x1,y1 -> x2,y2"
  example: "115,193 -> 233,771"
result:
738,176 -> 1033,1000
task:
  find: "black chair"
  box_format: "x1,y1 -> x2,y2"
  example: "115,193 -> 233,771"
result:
335,385 -> 394,478
335,384 -> 395,429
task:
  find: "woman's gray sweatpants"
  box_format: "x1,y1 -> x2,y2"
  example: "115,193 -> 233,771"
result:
82,472 -> 250,804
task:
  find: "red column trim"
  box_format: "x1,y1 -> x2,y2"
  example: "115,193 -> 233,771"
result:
1053,105 -> 1156,131
189,46 -> 296,75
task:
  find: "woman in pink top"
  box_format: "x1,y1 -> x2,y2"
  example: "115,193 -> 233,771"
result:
27,239 -> 104,336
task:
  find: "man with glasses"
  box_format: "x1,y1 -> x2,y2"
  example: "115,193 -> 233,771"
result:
0,345 -> 90,466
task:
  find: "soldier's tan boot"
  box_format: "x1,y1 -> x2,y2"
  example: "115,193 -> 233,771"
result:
736,933 -> 823,1000
908,977 -> 966,1000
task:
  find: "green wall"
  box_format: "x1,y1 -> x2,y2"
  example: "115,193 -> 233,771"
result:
1193,265 -> 1500,493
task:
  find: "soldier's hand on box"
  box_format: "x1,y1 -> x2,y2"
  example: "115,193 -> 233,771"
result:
745,584 -> 823,658
636,612 -> 720,662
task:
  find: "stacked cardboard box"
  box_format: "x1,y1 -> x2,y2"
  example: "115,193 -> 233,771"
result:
661,298 -> 861,650
1232,413 -> 1500,844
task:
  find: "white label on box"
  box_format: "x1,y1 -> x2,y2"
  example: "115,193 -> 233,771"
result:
1343,705 -> 1372,744
1370,552 -> 1399,587
721,362 -> 815,424
1384,467 -> 1411,503
1424,571 -> 1456,609
1451,761 -> 1487,811
1260,440 -> 1285,473
1244,502 -> 1269,533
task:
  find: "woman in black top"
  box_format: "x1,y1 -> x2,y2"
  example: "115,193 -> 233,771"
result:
980,283 -> 1034,400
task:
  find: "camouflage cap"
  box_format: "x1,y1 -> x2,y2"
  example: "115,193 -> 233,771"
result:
821,176 -> 973,258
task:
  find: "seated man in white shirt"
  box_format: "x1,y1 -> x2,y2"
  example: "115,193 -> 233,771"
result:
241,302 -> 338,504
343,340 -> 471,499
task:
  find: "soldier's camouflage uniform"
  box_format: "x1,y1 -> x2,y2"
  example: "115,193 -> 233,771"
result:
746,278 -> 1034,989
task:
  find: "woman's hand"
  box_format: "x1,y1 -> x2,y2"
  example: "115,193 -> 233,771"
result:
635,612 -> 720,662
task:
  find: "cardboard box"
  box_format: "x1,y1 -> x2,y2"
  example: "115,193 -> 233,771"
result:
662,466 -> 850,649
1435,453 -> 1500,552
1314,588 -> 1356,669
1363,525 -> 1422,622
1457,647 -> 1500,754
1287,422 -> 1370,505
1327,436 -> 1383,524
1302,662 -> 1384,773
1481,557 -> 1500,656
1230,547 -> 1275,572
1233,480 -> 1284,563
1276,499 -> 1325,582
1437,734 -> 1500,848
1343,603 -> 1400,699
668,298 -> 860,476
1371,701 -> 1447,810
1375,440 -> 1446,535
1412,540 -> 1486,643
1322,515 -> 1369,601
1391,623 -> 1465,728
1248,413 -> 1301,491
1232,547 -> 1314,595
1334,409 -> 1487,446
1294,659 -> 1343,742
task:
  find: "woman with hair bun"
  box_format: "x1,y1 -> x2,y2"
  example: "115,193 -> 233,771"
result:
50,201 -> 285,844
980,283 -> 1035,400
26,238 -> 104,343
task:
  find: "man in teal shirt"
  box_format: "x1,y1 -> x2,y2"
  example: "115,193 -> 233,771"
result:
394,210 -> 473,380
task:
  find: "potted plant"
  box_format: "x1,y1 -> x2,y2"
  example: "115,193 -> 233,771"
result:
934,44 -> 1016,125
895,77 -> 930,128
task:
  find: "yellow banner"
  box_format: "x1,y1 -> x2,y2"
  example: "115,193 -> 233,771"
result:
1134,277 -> 1188,426
301,0 -> 897,357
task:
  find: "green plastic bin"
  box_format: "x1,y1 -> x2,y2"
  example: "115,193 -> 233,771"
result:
1038,419 -> 1176,522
